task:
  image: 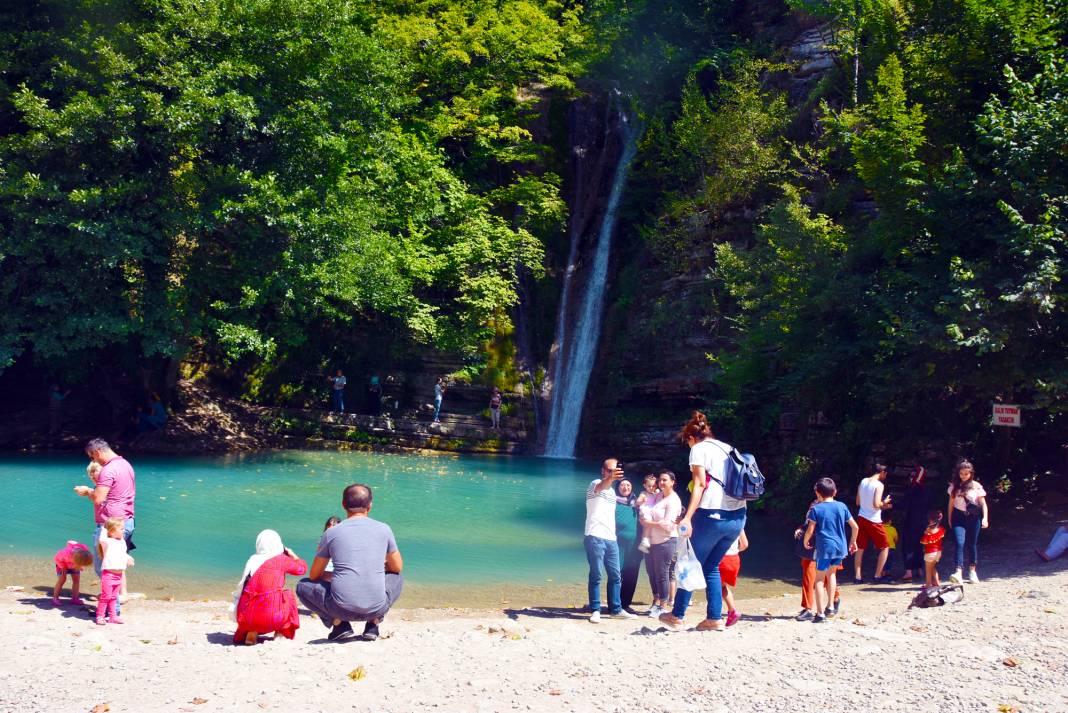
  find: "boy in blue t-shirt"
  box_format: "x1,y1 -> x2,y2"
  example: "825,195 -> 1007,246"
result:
803,478 -> 859,623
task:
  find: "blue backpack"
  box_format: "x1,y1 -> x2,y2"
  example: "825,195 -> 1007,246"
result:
709,442 -> 766,501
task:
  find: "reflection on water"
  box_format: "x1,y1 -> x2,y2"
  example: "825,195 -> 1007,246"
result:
0,451 -> 799,605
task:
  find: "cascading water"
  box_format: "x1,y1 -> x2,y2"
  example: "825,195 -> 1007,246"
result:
543,96 -> 640,458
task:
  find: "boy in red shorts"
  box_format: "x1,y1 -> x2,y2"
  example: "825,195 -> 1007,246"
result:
719,529 -> 748,627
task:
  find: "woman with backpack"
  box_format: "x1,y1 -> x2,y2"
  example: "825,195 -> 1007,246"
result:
660,411 -> 746,632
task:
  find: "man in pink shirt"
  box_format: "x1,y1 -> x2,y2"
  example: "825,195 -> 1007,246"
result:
77,439 -> 137,603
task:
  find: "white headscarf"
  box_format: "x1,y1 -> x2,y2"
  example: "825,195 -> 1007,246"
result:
229,530 -> 284,618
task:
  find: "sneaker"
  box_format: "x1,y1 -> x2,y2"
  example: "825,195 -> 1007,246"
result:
812,614 -> 826,624
696,618 -> 725,632
968,569 -> 980,584
328,621 -> 354,641
949,569 -> 963,584
361,621 -> 380,641
830,599 -> 841,616
795,609 -> 814,622
647,604 -> 662,618
607,609 -> 637,619
589,610 -> 601,624
658,613 -> 684,630
638,537 -> 651,554
824,607 -> 835,619
110,616 -> 124,625
95,618 -> 106,626
725,610 -> 740,627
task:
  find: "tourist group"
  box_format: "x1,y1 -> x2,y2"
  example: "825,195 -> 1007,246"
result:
48,417 -> 1064,642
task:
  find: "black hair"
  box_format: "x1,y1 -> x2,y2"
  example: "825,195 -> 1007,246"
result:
657,469 -> 676,483
323,515 -> 341,531
815,477 -> 837,498
342,483 -> 373,513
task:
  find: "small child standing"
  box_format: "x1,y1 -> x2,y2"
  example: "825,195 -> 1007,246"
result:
803,478 -> 859,623
719,529 -> 749,627
97,516 -> 134,625
920,510 -> 946,588
636,473 -> 660,554
883,512 -> 899,577
52,541 -> 93,606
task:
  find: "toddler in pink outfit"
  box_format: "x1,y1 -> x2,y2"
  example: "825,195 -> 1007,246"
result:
52,541 -> 93,605
97,517 -> 134,625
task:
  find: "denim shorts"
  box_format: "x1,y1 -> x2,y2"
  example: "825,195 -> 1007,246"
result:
815,557 -> 842,572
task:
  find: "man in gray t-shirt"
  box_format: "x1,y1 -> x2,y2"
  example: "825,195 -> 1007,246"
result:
296,483 -> 404,641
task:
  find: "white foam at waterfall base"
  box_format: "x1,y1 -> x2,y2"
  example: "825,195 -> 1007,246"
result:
544,105 -> 641,458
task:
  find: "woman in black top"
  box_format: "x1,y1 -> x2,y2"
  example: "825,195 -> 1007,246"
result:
898,466 -> 930,582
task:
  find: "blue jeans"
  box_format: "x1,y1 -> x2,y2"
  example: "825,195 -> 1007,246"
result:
672,508 -> 746,621
583,535 -> 622,614
951,510 -> 982,569
433,396 -> 442,421
331,390 -> 345,412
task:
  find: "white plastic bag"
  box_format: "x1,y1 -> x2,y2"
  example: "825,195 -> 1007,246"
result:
675,539 -> 706,591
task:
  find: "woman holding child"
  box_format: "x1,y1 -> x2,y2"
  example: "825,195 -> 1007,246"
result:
641,470 -> 681,618
661,412 -> 745,632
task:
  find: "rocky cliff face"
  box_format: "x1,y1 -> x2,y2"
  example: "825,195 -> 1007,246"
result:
573,23 -> 839,469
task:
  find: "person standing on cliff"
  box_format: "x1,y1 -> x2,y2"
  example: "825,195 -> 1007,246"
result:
584,459 -> 637,623
853,463 -> 893,583
327,369 -> 347,413
432,377 -> 445,424
48,384 -> 71,436
76,438 -> 137,607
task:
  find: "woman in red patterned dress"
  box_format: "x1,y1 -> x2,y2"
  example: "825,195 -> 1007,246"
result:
233,530 -> 307,645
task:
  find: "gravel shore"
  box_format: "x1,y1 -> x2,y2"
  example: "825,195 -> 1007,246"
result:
2,521 -> 1066,713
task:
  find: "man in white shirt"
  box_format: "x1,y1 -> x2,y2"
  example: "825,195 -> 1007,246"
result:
854,463 -> 893,583
328,369 -> 347,413
584,459 -> 637,623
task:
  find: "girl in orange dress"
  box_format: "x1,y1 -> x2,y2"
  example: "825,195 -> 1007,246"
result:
232,530 -> 307,645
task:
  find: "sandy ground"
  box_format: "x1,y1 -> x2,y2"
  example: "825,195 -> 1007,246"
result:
2,522 -> 1067,713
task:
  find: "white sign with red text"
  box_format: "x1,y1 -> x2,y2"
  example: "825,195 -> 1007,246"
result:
992,404 -> 1021,427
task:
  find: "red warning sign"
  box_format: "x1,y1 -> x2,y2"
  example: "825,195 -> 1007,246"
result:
992,404 -> 1021,427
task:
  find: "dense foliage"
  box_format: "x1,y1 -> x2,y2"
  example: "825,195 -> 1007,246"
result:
0,0 -> 581,384
632,0 -> 1066,482
2,0 -> 1064,484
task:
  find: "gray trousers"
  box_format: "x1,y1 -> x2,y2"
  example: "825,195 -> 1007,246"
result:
296,574 -> 404,628
646,538 -> 677,602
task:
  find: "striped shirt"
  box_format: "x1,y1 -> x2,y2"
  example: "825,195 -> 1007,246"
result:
585,479 -> 617,540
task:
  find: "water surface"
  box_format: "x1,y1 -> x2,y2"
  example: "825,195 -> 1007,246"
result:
0,451 -> 797,606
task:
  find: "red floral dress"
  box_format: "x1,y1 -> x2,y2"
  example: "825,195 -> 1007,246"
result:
233,554 -> 307,643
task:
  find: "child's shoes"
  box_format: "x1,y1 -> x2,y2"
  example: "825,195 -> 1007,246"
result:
638,537 -> 651,554
110,616 -> 125,625
95,618 -> 106,626
51,597 -> 61,606
70,597 -> 83,606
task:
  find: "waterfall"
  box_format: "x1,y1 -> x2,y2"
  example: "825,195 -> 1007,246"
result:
543,97 -> 640,458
